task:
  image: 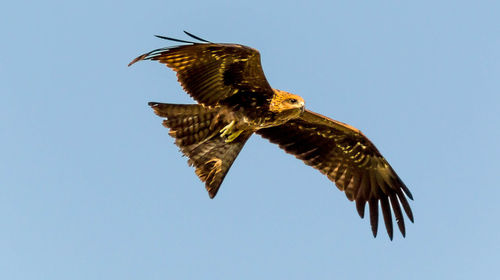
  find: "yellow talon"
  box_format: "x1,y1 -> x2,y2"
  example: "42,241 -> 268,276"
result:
225,129 -> 243,142
219,120 -> 243,142
219,120 -> 235,137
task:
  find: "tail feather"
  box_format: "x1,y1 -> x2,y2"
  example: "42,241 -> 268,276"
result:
149,102 -> 205,117
149,102 -> 252,198
150,102 -> 220,146
185,132 -> 252,197
163,118 -> 216,146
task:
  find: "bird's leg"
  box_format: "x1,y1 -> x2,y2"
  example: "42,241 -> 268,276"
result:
219,120 -> 243,142
219,120 -> 235,137
224,129 -> 243,143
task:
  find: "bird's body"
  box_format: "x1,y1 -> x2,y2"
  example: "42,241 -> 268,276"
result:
129,32 -> 414,239
214,88 -> 305,134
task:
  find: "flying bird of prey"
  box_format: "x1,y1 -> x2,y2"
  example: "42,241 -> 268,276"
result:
129,32 -> 414,239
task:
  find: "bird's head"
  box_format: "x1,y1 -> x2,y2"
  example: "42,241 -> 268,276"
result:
270,89 -> 305,119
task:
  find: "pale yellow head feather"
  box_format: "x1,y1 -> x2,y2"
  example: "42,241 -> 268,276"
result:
269,89 -> 305,113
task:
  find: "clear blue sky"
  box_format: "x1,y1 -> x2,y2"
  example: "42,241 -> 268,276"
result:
1,1 -> 499,279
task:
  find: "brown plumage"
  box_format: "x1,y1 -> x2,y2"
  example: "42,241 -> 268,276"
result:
129,32 -> 414,240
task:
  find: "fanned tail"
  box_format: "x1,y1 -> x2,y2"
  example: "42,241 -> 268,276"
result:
149,102 -> 252,197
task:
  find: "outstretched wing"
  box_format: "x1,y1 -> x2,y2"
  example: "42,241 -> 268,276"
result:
129,37 -> 274,106
257,110 -> 414,240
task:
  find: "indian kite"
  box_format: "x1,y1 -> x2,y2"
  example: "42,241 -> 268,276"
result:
129,32 -> 414,239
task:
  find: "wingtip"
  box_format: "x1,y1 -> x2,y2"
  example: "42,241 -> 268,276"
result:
356,200 -> 366,219
128,55 -> 146,67
405,207 -> 415,223
183,30 -> 211,43
396,219 -> 406,237
399,179 -> 413,200
371,219 -> 379,239
405,188 -> 414,200
409,215 -> 415,223
155,34 -> 197,44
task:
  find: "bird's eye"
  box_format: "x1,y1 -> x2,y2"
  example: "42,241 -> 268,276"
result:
288,98 -> 298,104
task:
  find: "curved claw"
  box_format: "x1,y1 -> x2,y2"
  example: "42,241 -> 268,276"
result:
219,120 -> 244,142
225,130 -> 243,142
220,120 -> 235,137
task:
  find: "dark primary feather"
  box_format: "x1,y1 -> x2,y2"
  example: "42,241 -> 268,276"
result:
257,110 -> 414,240
183,31 -> 212,43
154,35 -> 197,44
129,41 -> 274,107
154,31 -> 211,44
